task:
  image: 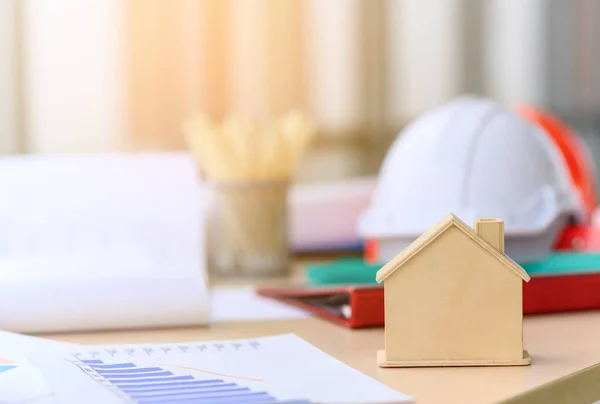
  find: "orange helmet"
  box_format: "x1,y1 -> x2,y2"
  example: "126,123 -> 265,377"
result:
517,105 -> 597,221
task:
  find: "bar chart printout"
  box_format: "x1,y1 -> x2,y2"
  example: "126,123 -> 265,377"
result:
29,334 -> 412,404
75,359 -> 310,404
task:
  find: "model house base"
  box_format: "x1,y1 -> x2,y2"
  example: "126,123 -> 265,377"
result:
377,350 -> 531,368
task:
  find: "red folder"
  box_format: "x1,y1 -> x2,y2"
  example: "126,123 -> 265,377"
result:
257,285 -> 384,328
257,271 -> 600,328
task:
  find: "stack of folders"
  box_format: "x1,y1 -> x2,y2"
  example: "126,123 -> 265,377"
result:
257,253 -> 600,329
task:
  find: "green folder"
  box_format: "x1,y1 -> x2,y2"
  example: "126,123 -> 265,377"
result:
305,253 -> 600,286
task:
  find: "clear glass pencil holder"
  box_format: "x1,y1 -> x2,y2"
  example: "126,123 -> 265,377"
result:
205,180 -> 291,277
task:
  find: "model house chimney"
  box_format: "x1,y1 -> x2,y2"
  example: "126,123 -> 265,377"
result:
475,218 -> 505,253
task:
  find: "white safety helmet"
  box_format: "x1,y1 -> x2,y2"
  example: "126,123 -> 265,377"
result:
358,95 -> 586,262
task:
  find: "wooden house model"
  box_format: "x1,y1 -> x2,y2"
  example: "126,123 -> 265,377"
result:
376,213 -> 531,367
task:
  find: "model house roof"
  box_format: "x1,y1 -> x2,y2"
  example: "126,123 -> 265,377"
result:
375,213 -> 531,283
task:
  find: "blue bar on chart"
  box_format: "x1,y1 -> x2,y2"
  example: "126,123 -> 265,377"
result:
80,359 -> 312,404
0,365 -> 16,374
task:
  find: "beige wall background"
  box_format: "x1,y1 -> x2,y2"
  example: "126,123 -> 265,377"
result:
3,0 -> 600,183
0,0 -> 21,154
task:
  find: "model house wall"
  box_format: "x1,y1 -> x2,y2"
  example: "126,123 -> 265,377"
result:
383,225 -> 524,363
377,215 -> 530,367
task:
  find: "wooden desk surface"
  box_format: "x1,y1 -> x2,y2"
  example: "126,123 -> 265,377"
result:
40,258 -> 600,404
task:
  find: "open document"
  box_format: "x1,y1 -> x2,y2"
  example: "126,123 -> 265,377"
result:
0,331 -> 78,403
0,153 -> 209,333
30,333 -> 412,404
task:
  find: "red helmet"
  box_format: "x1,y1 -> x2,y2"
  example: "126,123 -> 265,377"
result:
517,105 -> 597,221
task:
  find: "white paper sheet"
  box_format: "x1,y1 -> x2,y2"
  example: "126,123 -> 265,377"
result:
0,153 -> 209,333
0,331 -> 78,403
0,152 -> 371,333
209,286 -> 310,322
30,334 -> 412,404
